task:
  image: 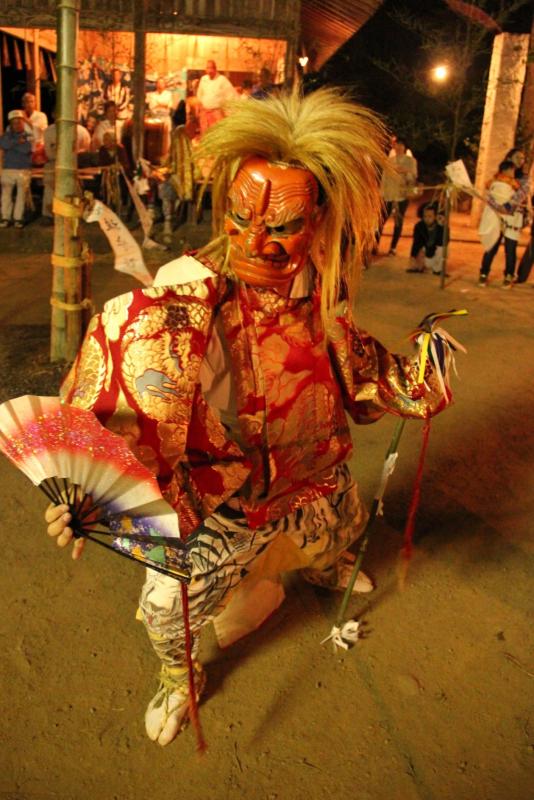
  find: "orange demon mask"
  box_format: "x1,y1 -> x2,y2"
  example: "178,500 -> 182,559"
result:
224,157 -> 323,288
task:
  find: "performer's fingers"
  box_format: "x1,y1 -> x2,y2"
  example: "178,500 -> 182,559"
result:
47,511 -> 71,538
45,503 -> 69,524
72,538 -> 85,560
56,525 -> 74,548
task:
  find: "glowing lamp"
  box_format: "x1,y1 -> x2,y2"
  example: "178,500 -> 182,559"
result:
432,65 -> 449,82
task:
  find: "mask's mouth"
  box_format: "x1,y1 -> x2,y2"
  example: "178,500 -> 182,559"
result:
230,241 -> 291,269
230,251 -> 303,287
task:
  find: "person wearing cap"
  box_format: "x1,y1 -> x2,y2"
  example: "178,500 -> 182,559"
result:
0,110 -> 33,229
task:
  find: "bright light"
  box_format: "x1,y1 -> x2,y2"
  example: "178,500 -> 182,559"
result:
432,64 -> 449,82
298,56 -> 309,67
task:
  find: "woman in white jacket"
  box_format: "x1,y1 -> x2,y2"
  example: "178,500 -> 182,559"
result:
478,159 -> 525,288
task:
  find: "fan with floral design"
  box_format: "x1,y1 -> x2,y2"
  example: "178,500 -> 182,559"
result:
0,395 -> 190,582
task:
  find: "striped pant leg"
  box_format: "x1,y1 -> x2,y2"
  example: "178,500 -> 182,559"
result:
138,506 -> 282,667
287,464 -> 368,584
139,464 -> 366,666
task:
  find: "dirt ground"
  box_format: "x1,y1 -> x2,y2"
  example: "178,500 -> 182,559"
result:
0,208 -> 533,800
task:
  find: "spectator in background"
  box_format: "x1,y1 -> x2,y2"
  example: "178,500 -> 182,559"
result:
389,133 -> 413,158
83,113 -> 99,145
251,68 -> 276,100
147,77 -> 174,120
172,99 -> 187,129
21,92 -> 48,147
104,68 -> 131,140
238,79 -> 253,100
42,116 -> 92,220
506,148 -> 529,188
478,159 -> 524,288
22,92 -> 48,166
91,101 -> 119,151
376,138 -> 417,255
406,203 -> 444,274
196,60 -> 236,134
517,217 -> 534,284
147,77 -> 175,158
98,130 -> 132,175
0,110 -> 33,229
98,131 -> 133,215
505,147 -> 532,285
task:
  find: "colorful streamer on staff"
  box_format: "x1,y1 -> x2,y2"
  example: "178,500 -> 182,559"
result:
398,309 -> 467,587
323,309 -> 467,651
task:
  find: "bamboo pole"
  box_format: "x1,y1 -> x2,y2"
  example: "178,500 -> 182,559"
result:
50,0 -> 90,362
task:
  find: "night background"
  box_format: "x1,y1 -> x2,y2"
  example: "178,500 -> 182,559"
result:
307,0 -> 533,181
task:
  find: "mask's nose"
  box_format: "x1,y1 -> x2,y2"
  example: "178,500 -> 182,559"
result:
243,225 -> 267,258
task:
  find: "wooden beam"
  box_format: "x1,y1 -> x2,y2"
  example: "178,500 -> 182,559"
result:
132,0 -> 147,165
33,30 -> 41,109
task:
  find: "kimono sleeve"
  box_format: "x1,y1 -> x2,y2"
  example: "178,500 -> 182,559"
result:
328,307 -> 451,424
60,281 -> 219,482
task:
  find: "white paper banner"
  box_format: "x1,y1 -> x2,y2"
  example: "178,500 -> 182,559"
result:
85,199 -> 153,287
445,160 -> 473,190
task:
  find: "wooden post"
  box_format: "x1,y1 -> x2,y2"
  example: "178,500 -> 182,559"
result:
518,14 -> 534,166
132,0 -> 147,164
33,30 -> 41,110
0,51 -> 3,172
0,50 -> 3,135
50,0 -> 91,362
440,187 -> 451,291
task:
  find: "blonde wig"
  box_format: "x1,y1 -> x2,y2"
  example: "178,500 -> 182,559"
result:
195,87 -> 389,322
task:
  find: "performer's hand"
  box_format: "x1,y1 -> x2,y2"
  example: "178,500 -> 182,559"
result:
44,503 -> 85,560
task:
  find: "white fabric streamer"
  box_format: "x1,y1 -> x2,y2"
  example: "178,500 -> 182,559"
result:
375,452 -> 399,516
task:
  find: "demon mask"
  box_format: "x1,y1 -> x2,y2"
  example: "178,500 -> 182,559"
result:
224,157 -> 323,288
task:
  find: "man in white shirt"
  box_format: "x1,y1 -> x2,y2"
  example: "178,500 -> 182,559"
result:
146,77 -> 175,159
196,60 -> 236,134
22,92 -> 48,147
377,138 -> 418,255
42,119 -> 91,218
104,69 -> 131,140
146,77 -> 174,120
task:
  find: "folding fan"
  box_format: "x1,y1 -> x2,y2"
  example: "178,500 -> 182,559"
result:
0,395 -> 190,583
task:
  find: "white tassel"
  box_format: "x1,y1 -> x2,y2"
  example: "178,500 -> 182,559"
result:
321,620 -> 361,652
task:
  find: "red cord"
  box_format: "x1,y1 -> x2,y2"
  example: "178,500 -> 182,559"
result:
180,581 -> 207,754
399,415 -> 432,585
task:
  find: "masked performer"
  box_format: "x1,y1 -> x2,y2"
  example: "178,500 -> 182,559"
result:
46,89 -> 456,746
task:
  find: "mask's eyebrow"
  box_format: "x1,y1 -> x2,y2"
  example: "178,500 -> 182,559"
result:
265,201 -> 310,227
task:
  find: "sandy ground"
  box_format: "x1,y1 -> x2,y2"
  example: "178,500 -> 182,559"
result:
0,208 -> 533,800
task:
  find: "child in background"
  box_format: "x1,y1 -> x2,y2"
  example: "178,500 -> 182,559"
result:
407,203 -> 444,275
